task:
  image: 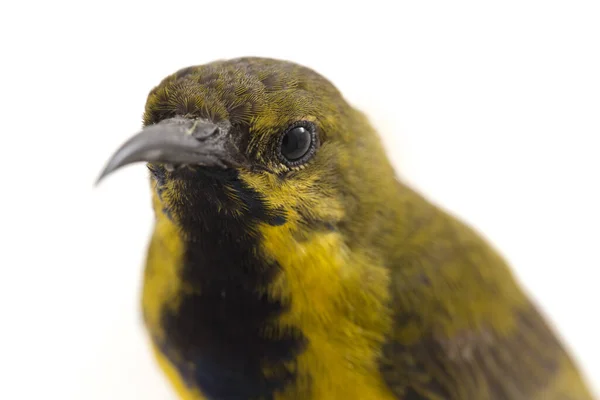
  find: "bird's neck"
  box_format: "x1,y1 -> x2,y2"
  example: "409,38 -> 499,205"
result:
142,184 -> 308,399
141,182 -> 397,400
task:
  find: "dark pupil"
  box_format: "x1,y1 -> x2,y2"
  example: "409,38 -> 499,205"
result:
281,127 -> 311,161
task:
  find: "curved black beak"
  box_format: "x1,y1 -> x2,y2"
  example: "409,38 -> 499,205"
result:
96,117 -> 238,184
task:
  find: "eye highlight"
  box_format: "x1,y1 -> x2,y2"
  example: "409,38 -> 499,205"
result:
278,121 -> 318,167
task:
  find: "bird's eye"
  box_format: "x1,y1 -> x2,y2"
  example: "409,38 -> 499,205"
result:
278,121 -> 317,167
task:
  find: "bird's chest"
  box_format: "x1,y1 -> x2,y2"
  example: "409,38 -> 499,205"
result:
142,223 -> 306,399
142,217 -> 394,400
157,283 -> 305,400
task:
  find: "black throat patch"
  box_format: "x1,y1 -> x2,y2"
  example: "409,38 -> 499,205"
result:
154,167 -> 306,400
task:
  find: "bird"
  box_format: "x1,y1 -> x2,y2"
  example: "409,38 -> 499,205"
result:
97,57 -> 594,400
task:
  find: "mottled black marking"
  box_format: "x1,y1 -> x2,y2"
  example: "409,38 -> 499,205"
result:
267,212 -> 287,227
227,176 -> 287,226
302,219 -> 336,233
149,164 -> 168,202
148,164 -> 167,186
161,206 -> 173,221
291,216 -> 338,242
288,206 -> 339,242
159,167 -> 305,400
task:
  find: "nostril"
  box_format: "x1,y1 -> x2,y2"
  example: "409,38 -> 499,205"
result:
190,121 -> 220,140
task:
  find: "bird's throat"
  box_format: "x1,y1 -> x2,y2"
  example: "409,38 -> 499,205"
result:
142,170 -> 306,400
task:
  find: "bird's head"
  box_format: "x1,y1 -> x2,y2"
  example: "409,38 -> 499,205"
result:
99,57 -> 398,241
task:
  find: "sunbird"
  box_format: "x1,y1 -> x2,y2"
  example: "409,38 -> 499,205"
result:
98,57 -> 594,400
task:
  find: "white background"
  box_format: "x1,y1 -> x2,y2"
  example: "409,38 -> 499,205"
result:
1,1 -> 598,399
